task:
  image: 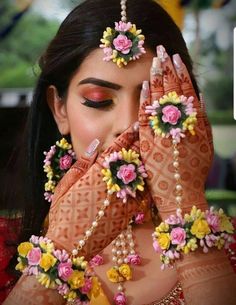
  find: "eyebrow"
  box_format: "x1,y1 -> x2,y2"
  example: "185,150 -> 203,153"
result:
78,77 -> 122,90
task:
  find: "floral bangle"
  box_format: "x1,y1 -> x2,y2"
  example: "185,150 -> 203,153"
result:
16,235 -> 101,304
152,206 -> 235,269
101,148 -> 148,203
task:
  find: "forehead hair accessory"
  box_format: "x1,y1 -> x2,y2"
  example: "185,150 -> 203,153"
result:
100,0 -> 146,68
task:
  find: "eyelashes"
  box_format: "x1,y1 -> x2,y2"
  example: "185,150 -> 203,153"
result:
82,98 -> 113,109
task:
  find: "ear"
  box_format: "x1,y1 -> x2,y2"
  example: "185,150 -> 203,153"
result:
47,86 -> 70,135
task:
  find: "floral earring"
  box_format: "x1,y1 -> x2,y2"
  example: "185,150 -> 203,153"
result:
43,137 -> 77,202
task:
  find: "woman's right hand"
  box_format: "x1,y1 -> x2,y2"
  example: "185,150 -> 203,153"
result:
45,124 -> 148,259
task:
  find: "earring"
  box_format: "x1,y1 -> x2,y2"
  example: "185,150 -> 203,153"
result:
43,137 -> 77,202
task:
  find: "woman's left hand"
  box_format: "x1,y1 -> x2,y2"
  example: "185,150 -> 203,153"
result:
138,45 -> 213,220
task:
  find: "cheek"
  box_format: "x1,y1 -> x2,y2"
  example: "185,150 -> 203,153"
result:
67,107 -> 111,158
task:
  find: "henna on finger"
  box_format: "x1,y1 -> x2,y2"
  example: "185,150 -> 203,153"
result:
150,57 -> 164,101
156,45 -> 182,95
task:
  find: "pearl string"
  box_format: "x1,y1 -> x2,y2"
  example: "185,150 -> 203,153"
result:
121,0 -> 127,22
172,139 -> 183,209
72,196 -> 111,256
111,224 -> 136,294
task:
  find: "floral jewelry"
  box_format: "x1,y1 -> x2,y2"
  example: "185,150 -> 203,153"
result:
101,148 -> 147,203
99,0 -> 146,67
146,91 -> 235,269
43,138 -> 76,202
152,206 -> 235,269
145,91 -> 197,143
16,236 -> 101,304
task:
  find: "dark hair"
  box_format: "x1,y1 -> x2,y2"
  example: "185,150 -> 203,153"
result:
7,0 -> 199,242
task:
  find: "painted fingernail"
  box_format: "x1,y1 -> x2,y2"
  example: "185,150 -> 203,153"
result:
141,80 -> 150,99
173,54 -> 182,69
151,57 -> 162,76
156,45 -> 168,62
133,121 -> 139,132
85,139 -> 100,157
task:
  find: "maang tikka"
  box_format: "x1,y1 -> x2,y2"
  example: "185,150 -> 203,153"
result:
100,0 -> 146,68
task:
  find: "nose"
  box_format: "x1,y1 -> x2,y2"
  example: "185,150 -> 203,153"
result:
112,95 -> 139,138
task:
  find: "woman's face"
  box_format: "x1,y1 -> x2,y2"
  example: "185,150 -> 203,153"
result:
57,48 -> 154,158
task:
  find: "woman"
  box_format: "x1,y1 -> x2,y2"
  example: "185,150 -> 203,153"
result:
3,0 -> 236,304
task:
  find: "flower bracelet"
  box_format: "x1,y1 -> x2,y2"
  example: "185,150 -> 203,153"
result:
16,235 -> 101,304
152,206 -> 235,269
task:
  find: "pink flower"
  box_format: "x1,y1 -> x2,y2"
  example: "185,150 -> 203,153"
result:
113,34 -> 132,54
127,254 -> 141,265
117,164 -> 137,184
206,213 -> 220,233
102,47 -> 113,61
89,254 -> 104,267
135,212 -> 145,224
153,240 -> 161,253
170,227 -> 186,246
162,105 -> 181,125
114,292 -> 127,305
27,247 -> 41,266
169,128 -> 185,143
115,21 -> 132,32
59,154 -> 73,170
57,283 -> 70,296
81,278 -> 92,294
58,261 -> 73,281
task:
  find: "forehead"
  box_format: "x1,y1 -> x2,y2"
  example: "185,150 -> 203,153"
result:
70,48 -> 154,88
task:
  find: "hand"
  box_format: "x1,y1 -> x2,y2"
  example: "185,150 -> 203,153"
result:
45,125 -> 148,258
138,45 -> 214,220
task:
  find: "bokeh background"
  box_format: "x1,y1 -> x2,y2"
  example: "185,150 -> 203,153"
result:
0,0 -> 236,215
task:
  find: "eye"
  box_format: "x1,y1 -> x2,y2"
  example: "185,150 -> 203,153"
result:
82,98 -> 114,109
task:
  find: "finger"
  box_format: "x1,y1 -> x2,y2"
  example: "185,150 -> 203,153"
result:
173,53 -> 199,108
52,139 -> 100,204
150,56 -> 164,101
156,45 -> 182,95
139,80 -> 151,127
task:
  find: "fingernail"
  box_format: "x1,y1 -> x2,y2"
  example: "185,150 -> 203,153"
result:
133,121 -> 139,132
141,80 -> 149,99
151,57 -> 162,76
85,139 -> 100,157
156,45 -> 167,62
173,54 -> 182,69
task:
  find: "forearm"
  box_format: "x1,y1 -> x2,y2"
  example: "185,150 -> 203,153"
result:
3,275 -> 65,305
176,249 -> 236,305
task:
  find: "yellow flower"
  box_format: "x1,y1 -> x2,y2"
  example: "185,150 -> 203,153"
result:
17,242 -> 33,257
88,277 -> 102,299
215,237 -> 225,250
56,138 -> 72,150
68,270 -> 85,289
39,253 -> 57,272
37,273 -> 56,289
121,148 -> 140,165
118,264 -> 132,280
106,267 -> 120,283
39,241 -> 54,253
156,222 -> 169,233
219,214 -> 234,233
157,233 -> 171,250
190,219 -> 211,239
159,92 -> 180,105
66,290 -> 77,302
15,260 -> 26,272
